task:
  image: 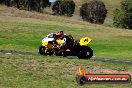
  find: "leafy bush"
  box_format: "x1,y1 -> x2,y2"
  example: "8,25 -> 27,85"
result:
113,0 -> 132,29
52,0 -> 75,17
0,0 -> 5,5
0,0 -> 51,12
80,0 -> 107,24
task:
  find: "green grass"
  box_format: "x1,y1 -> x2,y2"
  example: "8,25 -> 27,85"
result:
0,18 -> 132,60
0,7 -> 132,88
0,54 -> 132,88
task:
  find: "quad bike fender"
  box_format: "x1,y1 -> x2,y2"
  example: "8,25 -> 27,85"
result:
79,37 -> 92,46
42,37 -> 55,48
42,42 -> 54,48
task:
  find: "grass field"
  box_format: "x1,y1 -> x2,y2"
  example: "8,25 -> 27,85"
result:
0,6 -> 132,88
1,54 -> 132,88
0,16 -> 132,61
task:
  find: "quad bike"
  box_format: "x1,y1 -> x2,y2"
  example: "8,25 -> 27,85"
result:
39,35 -> 93,59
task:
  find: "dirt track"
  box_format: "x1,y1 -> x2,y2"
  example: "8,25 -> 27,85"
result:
1,50 -> 132,65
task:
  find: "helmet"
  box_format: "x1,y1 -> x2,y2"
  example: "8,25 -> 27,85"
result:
56,31 -> 64,38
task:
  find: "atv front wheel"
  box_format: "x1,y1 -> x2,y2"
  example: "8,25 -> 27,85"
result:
77,46 -> 93,59
39,45 -> 46,55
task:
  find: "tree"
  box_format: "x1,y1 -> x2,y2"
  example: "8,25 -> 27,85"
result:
52,0 -> 75,17
27,0 -> 51,12
113,0 -> 132,29
80,0 -> 107,24
0,0 -> 51,12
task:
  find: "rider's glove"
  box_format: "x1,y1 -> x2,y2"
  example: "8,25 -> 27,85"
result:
56,45 -> 61,49
54,44 -> 60,49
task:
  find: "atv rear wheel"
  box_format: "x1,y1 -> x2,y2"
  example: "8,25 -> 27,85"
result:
77,46 -> 93,59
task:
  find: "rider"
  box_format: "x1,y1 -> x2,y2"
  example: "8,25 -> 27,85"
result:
43,31 -> 67,49
55,31 -> 67,49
